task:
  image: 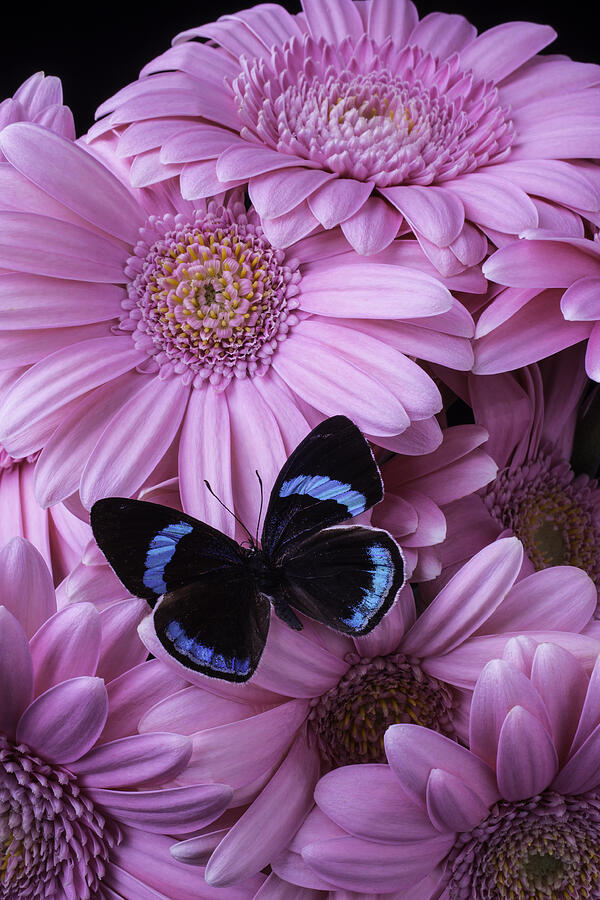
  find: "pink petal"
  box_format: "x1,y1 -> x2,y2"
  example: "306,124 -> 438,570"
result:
458,21 -> 556,83
0,211 -> 128,282
561,276 -> 600,321
86,783 -> 232,834
511,90 -> 600,159
553,719 -> 600,794
205,736 -> 320,887
180,159 -> 245,200
445,173 -> 538,234
216,145 -> 313,182
469,658 -> 551,770
341,197 -> 403,255
496,706 -> 558,800
30,602 -> 101,695
184,700 -> 308,791
409,11 -> 476,57
483,238 -> 600,289
382,186 -> 465,247
138,686 -> 256,735
0,123 -> 144,243
531,642 -> 589,764
101,659 -> 187,743
261,201 -> 320,248
16,676 -> 108,764
302,833 -> 452,894
160,125 -> 242,163
80,375 -> 188,509
570,655 -> 600,756
489,159 -> 600,212
315,764 -> 439,843
0,536 -> 55,637
97,598 -> 150,682
426,767 -> 488,833
178,387 -> 234,536
254,873 -> 323,899
249,168 -> 335,220
70,732 -> 192,788
353,582 -> 415,658
586,320 -> 600,380
0,337 -> 145,458
480,566 -> 596,635
130,150 -> 181,188
170,829 -> 229,868
308,178 -> 373,229
499,56 -> 600,108
367,0 -> 418,45
0,606 -> 33,735
302,0 -> 364,41
0,274 -> 124,329
400,538 -> 522,657
0,322 -> 115,371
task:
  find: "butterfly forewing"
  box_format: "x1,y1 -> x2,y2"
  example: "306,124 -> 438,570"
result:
261,416 -> 383,558
279,526 -> 405,635
90,498 -> 244,604
153,572 -> 271,682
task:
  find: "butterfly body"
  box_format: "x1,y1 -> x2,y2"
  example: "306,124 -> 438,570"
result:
91,416 -> 405,682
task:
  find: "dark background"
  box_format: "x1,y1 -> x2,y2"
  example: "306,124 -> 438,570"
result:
2,1 -> 598,135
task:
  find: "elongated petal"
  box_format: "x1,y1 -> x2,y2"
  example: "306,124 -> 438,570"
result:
341,197 -> 403,255
205,736 -> 320,887
0,123 -> 144,243
496,706 -> 558,800
16,676 -> 108,764
139,686 -> 256,735
531,643 -> 589,764
400,538 -> 522,657
101,659 -> 187,743
445,174 -> 538,233
97,598 -> 149,683
553,719 -> 600,794
302,0 -> 364,41
315,765 -> 439,843
426,768 -> 489,833
87,783 -> 232,833
561,276 -> 600,321
250,168 -> 335,219
70,733 -> 192,788
0,274 -> 124,329
0,536 -> 55,637
382,186 -> 464,247
0,606 -> 33,735
459,21 -> 556,82
30,602 -> 101,695
308,178 -> 373,229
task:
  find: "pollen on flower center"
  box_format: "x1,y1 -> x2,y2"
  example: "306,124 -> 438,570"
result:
233,35 -> 514,187
485,452 -> 600,593
0,736 -> 121,899
308,653 -> 456,768
121,203 -> 301,389
445,791 -> 600,898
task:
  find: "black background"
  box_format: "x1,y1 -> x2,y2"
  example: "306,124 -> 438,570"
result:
2,1 -> 598,135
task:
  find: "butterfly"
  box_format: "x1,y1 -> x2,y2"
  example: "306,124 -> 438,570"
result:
90,415 -> 405,683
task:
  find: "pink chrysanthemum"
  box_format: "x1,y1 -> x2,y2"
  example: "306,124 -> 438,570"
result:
298,639 -> 600,897
476,229 -> 600,380
89,0 -> 600,273
0,537 -> 255,899
150,538 -> 600,888
0,121 -> 480,526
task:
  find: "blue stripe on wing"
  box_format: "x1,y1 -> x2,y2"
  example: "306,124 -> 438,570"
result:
143,521 -> 194,595
279,474 -> 366,516
165,620 -> 251,677
341,543 -> 396,630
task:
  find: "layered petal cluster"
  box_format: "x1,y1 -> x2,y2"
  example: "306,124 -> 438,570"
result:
155,538 -> 600,888
477,230 -> 600,380
0,71 -> 75,148
90,0 -> 600,272
0,537 -> 252,899
298,639 -> 600,896
0,122 -> 481,528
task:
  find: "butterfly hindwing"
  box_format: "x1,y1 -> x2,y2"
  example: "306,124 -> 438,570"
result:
152,571 -> 271,682
261,416 -> 383,557
90,498 -> 244,604
278,525 -> 405,635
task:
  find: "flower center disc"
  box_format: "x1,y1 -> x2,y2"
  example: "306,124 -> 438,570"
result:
123,204 -> 300,389
446,791 -> 600,898
234,36 -> 514,186
309,654 -> 456,767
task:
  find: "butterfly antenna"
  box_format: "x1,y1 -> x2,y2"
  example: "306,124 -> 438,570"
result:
255,470 -> 264,547
203,480 -> 255,545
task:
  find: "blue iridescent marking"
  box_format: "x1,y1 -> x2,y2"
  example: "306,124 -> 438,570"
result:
165,621 -> 251,676
143,521 -> 194,595
279,474 -> 366,516
341,543 -> 394,630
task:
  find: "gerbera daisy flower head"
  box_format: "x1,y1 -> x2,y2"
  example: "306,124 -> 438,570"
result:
298,638 -> 600,896
159,537 -> 600,888
477,229 -> 600,381
89,0 -> 600,274
0,121 -> 479,530
0,536 -> 239,899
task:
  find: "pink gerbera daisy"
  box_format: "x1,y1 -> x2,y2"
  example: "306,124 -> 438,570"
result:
0,537 -> 256,899
89,0 -> 600,273
476,229 -> 600,380
150,538 -> 600,888
0,120 -> 479,527
299,638 -> 600,896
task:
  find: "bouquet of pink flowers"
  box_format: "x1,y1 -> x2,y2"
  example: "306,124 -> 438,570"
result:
1,2 -> 600,897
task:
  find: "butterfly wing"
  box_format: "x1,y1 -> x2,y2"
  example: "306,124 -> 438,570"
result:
152,572 -> 271,682
278,525 -> 405,636
261,416 -> 383,558
90,497 -> 244,604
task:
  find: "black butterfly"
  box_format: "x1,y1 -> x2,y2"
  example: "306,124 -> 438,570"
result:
90,415 -> 405,683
